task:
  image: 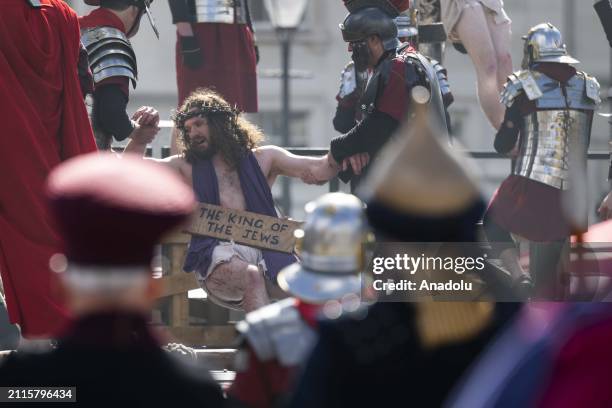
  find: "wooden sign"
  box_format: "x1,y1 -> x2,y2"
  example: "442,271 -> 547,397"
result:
184,203 -> 303,254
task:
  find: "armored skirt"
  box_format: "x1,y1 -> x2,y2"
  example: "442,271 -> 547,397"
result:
175,23 -> 258,112
440,0 -> 511,42
486,175 -> 579,242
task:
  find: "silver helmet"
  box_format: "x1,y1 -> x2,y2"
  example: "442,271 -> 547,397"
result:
277,193 -> 372,304
521,23 -> 579,69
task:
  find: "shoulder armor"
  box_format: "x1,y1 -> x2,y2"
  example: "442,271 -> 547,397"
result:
518,70 -> 544,100
429,58 -> 452,103
532,71 -> 600,111
80,27 -> 137,89
400,52 -> 433,92
235,298 -> 316,366
500,70 -> 529,107
582,72 -> 602,104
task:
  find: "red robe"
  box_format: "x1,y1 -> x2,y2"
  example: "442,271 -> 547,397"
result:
176,23 -> 258,112
0,0 -> 96,338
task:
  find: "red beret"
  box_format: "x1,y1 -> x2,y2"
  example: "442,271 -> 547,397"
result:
46,153 -> 195,266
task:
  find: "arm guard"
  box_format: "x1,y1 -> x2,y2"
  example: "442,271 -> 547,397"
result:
81,27 -> 138,89
494,103 -> 521,154
330,110 -> 399,163
430,59 -> 454,108
93,85 -> 134,142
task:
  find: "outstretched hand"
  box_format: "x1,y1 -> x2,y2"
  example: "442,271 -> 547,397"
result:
132,106 -> 159,127
130,106 -> 160,145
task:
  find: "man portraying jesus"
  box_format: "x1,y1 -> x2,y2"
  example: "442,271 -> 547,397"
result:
126,88 -> 340,312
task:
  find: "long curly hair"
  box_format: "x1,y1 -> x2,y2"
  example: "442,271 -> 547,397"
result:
173,88 -> 264,167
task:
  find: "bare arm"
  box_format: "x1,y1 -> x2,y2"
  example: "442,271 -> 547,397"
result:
123,136 -> 147,156
123,138 -> 188,182
257,146 -> 340,185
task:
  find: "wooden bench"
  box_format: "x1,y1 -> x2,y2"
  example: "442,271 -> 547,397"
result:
154,231 -> 238,347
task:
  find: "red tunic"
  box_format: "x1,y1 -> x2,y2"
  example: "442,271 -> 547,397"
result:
487,176 -> 572,241
175,23 -> 258,111
377,45 -> 418,122
0,0 -> 96,337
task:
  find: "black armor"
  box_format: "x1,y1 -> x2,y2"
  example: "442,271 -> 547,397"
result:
341,7 -> 400,51
359,44 -> 450,133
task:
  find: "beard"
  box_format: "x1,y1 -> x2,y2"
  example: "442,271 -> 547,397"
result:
186,138 -> 218,161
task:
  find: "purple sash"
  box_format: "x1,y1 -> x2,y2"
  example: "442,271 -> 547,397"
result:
182,152 -> 297,281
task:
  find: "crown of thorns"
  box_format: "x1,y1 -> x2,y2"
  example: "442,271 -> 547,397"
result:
173,102 -> 240,130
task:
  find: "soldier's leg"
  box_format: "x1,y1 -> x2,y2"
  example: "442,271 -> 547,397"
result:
454,2 -> 505,129
530,240 -> 568,300
483,213 -> 533,298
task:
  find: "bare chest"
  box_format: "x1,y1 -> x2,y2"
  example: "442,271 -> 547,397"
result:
184,155 -> 269,211
216,166 -> 246,210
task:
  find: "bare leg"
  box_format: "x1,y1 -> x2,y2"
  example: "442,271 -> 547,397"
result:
484,12 -> 513,91
455,4 -> 506,129
204,257 -> 270,312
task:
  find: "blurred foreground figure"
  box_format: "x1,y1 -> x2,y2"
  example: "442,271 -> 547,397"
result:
227,193 -> 367,408
484,23 -> 601,298
440,0 -> 512,129
449,221 -> 612,408
290,96 -> 517,408
0,154 -> 224,407
0,0 -> 97,338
